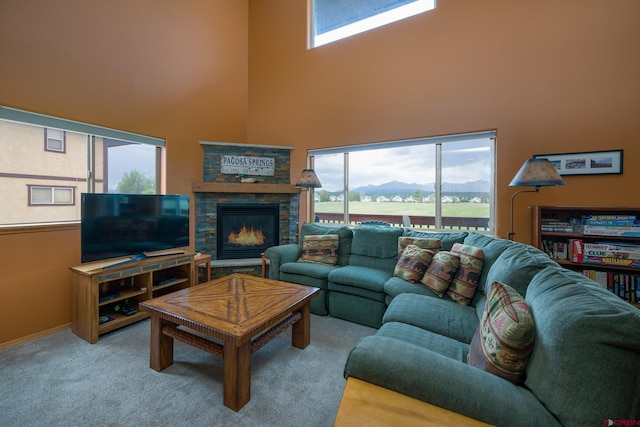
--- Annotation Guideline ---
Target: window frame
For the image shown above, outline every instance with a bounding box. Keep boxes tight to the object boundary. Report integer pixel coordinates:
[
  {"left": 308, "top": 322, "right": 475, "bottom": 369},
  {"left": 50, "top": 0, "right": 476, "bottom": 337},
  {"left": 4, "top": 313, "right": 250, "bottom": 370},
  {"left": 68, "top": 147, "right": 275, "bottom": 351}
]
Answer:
[
  {"left": 307, "top": 130, "right": 496, "bottom": 233},
  {"left": 0, "top": 105, "right": 165, "bottom": 230},
  {"left": 310, "top": 0, "right": 436, "bottom": 48},
  {"left": 28, "top": 185, "right": 75, "bottom": 206},
  {"left": 44, "top": 128, "right": 66, "bottom": 153}
]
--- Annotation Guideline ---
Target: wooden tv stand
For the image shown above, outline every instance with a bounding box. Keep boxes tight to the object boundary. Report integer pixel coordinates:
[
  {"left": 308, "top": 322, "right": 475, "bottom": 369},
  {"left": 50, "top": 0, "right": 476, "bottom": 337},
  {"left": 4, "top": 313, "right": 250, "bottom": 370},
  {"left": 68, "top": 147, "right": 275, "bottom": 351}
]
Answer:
[{"left": 70, "top": 253, "right": 195, "bottom": 344}]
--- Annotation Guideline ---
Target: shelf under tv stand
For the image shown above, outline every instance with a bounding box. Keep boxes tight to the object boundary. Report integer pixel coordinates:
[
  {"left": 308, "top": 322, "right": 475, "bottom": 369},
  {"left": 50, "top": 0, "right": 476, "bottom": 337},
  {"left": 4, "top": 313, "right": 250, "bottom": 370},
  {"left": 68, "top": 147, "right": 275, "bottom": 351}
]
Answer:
[{"left": 70, "top": 252, "right": 195, "bottom": 344}]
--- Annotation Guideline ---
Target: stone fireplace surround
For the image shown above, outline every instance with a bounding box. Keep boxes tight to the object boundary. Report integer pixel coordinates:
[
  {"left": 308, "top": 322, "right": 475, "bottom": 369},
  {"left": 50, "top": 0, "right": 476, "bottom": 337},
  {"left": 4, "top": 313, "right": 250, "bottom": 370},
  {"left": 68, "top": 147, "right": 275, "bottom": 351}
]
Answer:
[{"left": 193, "top": 142, "right": 300, "bottom": 274}]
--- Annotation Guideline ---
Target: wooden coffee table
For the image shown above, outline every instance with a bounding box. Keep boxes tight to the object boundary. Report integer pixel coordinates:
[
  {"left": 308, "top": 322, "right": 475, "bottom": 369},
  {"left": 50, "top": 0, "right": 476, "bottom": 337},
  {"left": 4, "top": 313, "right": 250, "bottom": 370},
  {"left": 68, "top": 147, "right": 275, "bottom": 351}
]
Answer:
[{"left": 139, "top": 273, "right": 319, "bottom": 411}]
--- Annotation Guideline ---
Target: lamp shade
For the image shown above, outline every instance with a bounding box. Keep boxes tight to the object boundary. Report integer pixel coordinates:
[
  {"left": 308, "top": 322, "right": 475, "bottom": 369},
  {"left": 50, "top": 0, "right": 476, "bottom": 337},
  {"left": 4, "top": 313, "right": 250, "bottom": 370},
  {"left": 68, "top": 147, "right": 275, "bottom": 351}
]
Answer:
[
  {"left": 295, "top": 169, "right": 322, "bottom": 188},
  {"left": 509, "top": 158, "right": 566, "bottom": 187}
]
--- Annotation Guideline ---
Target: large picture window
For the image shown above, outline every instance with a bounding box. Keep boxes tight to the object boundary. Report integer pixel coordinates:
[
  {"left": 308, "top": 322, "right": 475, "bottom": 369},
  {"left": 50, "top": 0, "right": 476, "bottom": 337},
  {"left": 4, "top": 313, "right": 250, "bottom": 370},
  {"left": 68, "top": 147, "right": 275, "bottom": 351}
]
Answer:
[
  {"left": 310, "top": 0, "right": 436, "bottom": 48},
  {"left": 309, "top": 131, "right": 495, "bottom": 233},
  {"left": 0, "top": 106, "right": 164, "bottom": 226}
]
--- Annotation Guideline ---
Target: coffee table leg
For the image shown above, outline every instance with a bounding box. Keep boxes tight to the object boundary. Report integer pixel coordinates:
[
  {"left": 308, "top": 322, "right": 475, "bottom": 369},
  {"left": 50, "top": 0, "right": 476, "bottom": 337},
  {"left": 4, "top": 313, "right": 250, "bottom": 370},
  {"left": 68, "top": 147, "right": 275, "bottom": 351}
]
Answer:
[
  {"left": 149, "top": 315, "right": 174, "bottom": 371},
  {"left": 292, "top": 302, "right": 311, "bottom": 349},
  {"left": 223, "top": 339, "right": 251, "bottom": 411}
]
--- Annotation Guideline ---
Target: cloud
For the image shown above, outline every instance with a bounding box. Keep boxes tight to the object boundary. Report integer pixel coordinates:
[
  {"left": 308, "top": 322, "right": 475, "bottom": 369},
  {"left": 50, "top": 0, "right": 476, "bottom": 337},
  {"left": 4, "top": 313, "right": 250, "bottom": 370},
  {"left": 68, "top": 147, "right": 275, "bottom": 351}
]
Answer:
[{"left": 314, "top": 139, "right": 491, "bottom": 192}]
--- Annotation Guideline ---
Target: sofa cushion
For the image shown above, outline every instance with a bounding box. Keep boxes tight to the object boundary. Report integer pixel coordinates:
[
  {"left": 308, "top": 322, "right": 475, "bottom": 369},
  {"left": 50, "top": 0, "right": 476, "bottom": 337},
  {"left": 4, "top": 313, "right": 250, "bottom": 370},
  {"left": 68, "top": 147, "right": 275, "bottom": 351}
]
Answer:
[
  {"left": 383, "top": 276, "right": 442, "bottom": 303},
  {"left": 420, "top": 250, "right": 460, "bottom": 297},
  {"left": 377, "top": 321, "right": 469, "bottom": 361},
  {"left": 299, "top": 222, "right": 353, "bottom": 266},
  {"left": 280, "top": 261, "right": 339, "bottom": 282},
  {"left": 383, "top": 293, "right": 479, "bottom": 344},
  {"left": 328, "top": 265, "right": 390, "bottom": 296},
  {"left": 447, "top": 243, "right": 484, "bottom": 305},
  {"left": 397, "top": 236, "right": 442, "bottom": 257},
  {"left": 482, "top": 241, "right": 556, "bottom": 298},
  {"left": 349, "top": 226, "right": 404, "bottom": 273},
  {"left": 463, "top": 233, "right": 516, "bottom": 293},
  {"left": 402, "top": 229, "right": 468, "bottom": 251},
  {"left": 393, "top": 245, "right": 434, "bottom": 283},
  {"left": 468, "top": 281, "right": 534, "bottom": 385},
  {"left": 297, "top": 234, "right": 339, "bottom": 265},
  {"left": 524, "top": 266, "right": 640, "bottom": 426}
]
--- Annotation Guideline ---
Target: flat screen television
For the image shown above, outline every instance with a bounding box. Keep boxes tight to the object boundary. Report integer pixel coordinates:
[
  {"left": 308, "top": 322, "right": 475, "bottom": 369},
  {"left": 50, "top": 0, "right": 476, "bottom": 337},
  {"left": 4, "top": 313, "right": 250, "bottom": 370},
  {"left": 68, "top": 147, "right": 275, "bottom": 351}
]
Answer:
[{"left": 81, "top": 193, "right": 190, "bottom": 263}]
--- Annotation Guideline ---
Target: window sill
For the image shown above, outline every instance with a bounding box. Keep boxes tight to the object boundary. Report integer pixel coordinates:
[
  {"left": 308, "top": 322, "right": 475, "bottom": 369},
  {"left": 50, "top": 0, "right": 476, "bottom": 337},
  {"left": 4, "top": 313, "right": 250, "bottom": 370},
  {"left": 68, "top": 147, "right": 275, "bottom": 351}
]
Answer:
[{"left": 0, "top": 221, "right": 79, "bottom": 235}]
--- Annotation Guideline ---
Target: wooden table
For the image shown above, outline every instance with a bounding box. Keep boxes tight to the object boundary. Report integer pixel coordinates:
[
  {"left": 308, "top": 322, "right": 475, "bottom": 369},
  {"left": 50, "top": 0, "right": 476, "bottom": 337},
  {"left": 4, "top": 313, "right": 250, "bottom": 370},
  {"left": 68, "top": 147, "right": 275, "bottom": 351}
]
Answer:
[
  {"left": 140, "top": 273, "right": 319, "bottom": 411},
  {"left": 334, "top": 378, "right": 492, "bottom": 427},
  {"left": 194, "top": 252, "right": 211, "bottom": 283}
]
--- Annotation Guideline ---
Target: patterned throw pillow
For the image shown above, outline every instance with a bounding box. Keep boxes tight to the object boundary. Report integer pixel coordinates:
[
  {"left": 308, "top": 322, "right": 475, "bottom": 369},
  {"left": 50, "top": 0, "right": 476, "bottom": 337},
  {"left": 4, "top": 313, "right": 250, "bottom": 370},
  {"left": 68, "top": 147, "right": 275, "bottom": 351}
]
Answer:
[
  {"left": 447, "top": 243, "right": 484, "bottom": 305},
  {"left": 397, "top": 237, "right": 442, "bottom": 257},
  {"left": 420, "top": 251, "right": 460, "bottom": 297},
  {"left": 468, "top": 281, "right": 535, "bottom": 385},
  {"left": 297, "top": 234, "right": 340, "bottom": 265},
  {"left": 393, "top": 245, "right": 435, "bottom": 283}
]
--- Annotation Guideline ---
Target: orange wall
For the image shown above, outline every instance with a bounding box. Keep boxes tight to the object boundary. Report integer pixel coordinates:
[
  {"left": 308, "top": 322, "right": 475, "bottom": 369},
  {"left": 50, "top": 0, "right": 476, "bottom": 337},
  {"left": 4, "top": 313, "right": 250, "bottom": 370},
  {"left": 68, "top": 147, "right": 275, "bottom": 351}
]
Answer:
[
  {"left": 0, "top": 0, "right": 249, "bottom": 345},
  {"left": 248, "top": 0, "right": 640, "bottom": 237},
  {"left": 1, "top": 0, "right": 639, "bottom": 345}
]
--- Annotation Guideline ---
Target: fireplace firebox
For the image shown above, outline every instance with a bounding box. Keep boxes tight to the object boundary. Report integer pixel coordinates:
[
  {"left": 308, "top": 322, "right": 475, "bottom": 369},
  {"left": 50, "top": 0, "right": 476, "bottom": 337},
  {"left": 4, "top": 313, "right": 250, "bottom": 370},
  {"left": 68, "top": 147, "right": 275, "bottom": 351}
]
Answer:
[{"left": 216, "top": 204, "right": 280, "bottom": 259}]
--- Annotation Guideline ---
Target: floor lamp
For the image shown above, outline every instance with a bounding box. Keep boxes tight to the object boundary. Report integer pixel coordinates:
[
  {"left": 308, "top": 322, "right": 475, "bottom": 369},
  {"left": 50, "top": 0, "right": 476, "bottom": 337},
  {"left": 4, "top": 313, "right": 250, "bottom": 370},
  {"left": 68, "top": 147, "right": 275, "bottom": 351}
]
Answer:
[
  {"left": 508, "top": 158, "right": 565, "bottom": 240},
  {"left": 295, "top": 168, "right": 323, "bottom": 224}
]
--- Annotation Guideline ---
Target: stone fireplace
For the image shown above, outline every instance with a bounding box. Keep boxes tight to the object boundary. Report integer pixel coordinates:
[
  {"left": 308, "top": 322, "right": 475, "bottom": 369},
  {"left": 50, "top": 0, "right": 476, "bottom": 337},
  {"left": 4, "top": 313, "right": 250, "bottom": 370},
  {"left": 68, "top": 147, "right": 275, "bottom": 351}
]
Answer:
[{"left": 194, "top": 142, "right": 299, "bottom": 269}]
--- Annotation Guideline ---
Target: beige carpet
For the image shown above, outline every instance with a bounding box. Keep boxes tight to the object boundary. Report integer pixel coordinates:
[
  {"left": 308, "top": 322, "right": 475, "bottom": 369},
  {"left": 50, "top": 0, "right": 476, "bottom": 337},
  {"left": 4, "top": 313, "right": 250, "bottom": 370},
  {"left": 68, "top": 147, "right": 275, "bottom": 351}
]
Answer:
[{"left": 0, "top": 314, "right": 375, "bottom": 427}]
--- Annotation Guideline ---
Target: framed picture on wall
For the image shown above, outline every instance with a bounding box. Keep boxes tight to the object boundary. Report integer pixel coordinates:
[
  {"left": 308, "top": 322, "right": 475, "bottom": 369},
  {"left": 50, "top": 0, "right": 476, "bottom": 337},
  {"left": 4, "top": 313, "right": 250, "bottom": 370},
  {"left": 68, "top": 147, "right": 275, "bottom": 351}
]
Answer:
[{"left": 533, "top": 150, "right": 623, "bottom": 176}]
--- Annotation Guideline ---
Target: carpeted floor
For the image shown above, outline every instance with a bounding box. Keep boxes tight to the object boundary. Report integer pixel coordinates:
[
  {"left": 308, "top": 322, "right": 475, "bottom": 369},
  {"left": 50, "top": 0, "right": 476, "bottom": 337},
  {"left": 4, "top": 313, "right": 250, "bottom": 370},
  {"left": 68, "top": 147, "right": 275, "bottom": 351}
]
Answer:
[{"left": 0, "top": 314, "right": 376, "bottom": 427}]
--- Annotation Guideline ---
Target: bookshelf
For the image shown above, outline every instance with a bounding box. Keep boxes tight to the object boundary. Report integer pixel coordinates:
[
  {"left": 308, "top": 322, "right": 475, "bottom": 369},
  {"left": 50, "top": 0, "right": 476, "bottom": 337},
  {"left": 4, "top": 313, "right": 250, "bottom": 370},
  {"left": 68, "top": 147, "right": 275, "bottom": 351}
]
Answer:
[{"left": 532, "top": 206, "right": 640, "bottom": 309}]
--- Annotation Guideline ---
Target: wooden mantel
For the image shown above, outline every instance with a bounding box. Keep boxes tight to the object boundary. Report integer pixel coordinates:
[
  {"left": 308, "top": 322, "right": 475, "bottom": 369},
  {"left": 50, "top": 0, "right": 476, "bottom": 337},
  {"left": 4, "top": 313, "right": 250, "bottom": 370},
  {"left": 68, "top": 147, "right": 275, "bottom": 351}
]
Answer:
[{"left": 192, "top": 182, "right": 301, "bottom": 194}]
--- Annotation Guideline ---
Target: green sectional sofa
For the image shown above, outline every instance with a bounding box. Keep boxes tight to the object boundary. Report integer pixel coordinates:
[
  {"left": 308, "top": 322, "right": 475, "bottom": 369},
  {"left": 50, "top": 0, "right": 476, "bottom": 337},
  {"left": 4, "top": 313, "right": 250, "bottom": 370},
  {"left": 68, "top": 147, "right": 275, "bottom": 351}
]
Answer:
[{"left": 264, "top": 223, "right": 640, "bottom": 426}]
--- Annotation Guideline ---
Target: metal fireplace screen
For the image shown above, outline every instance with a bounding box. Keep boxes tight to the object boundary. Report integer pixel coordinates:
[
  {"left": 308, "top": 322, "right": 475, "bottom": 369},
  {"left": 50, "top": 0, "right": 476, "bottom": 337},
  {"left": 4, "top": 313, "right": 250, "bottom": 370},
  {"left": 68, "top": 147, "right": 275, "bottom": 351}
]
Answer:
[{"left": 216, "top": 204, "right": 279, "bottom": 259}]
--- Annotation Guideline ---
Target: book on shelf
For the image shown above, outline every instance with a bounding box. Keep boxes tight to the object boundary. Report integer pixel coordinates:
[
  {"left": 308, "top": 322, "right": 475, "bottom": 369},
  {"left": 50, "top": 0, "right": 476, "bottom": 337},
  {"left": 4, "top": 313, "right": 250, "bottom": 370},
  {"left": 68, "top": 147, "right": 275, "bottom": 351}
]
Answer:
[
  {"left": 581, "top": 269, "right": 639, "bottom": 304},
  {"left": 541, "top": 219, "right": 573, "bottom": 232},
  {"left": 569, "top": 239, "right": 583, "bottom": 263},
  {"left": 583, "top": 242, "right": 640, "bottom": 260},
  {"left": 582, "top": 256, "right": 640, "bottom": 268},
  {"left": 574, "top": 225, "right": 640, "bottom": 237},
  {"left": 553, "top": 242, "right": 568, "bottom": 260}
]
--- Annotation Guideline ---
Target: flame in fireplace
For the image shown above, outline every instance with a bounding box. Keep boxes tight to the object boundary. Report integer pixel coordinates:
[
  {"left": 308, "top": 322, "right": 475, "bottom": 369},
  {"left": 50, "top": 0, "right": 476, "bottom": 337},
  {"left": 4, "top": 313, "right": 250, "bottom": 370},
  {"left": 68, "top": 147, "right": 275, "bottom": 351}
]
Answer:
[{"left": 228, "top": 224, "right": 266, "bottom": 246}]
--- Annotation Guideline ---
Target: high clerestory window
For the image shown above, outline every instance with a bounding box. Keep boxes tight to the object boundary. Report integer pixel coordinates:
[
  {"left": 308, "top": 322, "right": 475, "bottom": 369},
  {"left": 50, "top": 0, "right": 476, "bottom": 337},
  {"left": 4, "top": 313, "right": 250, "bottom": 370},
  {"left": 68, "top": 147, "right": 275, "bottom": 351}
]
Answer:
[
  {"left": 0, "top": 106, "right": 164, "bottom": 227},
  {"left": 310, "top": 0, "right": 436, "bottom": 48}
]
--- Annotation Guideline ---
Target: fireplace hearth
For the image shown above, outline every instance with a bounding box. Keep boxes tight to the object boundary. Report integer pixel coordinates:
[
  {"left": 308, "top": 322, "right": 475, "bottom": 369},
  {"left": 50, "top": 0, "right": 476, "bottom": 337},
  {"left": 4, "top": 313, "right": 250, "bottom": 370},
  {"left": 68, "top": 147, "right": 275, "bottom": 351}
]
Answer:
[{"left": 217, "top": 204, "right": 280, "bottom": 260}]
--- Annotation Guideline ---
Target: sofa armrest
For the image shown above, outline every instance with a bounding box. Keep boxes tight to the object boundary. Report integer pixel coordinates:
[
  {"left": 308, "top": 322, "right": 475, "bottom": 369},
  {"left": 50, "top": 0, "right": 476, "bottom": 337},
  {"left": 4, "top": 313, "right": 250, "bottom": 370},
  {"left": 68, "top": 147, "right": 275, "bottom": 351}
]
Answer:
[
  {"left": 344, "top": 336, "right": 561, "bottom": 427},
  {"left": 263, "top": 244, "right": 301, "bottom": 280}
]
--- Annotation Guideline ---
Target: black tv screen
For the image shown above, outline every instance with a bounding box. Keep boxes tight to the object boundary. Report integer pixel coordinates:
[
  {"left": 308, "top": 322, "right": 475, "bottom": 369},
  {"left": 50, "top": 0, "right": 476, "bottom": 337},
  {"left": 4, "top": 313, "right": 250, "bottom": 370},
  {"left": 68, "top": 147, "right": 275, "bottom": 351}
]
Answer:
[{"left": 81, "top": 193, "right": 190, "bottom": 263}]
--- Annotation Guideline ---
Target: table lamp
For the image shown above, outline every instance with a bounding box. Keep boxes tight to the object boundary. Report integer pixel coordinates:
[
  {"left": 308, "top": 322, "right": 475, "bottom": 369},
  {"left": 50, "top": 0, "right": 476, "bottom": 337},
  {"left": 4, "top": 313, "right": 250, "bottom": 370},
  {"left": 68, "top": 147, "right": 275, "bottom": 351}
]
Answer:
[{"left": 508, "top": 158, "right": 565, "bottom": 240}]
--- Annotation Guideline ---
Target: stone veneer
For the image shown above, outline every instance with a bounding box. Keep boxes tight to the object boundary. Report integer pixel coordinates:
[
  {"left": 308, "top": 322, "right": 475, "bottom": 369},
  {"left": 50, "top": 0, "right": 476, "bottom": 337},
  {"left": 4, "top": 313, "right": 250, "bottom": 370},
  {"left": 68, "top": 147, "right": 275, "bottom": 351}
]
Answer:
[{"left": 195, "top": 142, "right": 298, "bottom": 260}]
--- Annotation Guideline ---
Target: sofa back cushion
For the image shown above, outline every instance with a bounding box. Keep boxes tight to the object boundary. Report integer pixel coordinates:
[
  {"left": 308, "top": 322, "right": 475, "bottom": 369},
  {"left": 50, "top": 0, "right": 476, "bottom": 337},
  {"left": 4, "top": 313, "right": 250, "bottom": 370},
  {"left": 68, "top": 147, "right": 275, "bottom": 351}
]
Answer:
[
  {"left": 482, "top": 242, "right": 556, "bottom": 299},
  {"left": 299, "top": 222, "right": 353, "bottom": 266},
  {"left": 525, "top": 266, "right": 640, "bottom": 426},
  {"left": 350, "top": 225, "right": 404, "bottom": 273},
  {"left": 403, "top": 229, "right": 467, "bottom": 251},
  {"left": 462, "top": 233, "right": 516, "bottom": 293}
]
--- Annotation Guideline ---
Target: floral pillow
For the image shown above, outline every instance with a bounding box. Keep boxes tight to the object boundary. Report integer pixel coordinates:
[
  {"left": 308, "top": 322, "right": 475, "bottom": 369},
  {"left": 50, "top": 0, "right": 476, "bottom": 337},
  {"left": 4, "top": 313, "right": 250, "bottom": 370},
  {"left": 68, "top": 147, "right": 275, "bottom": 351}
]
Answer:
[
  {"left": 297, "top": 234, "right": 340, "bottom": 265},
  {"left": 420, "top": 251, "right": 460, "bottom": 297},
  {"left": 393, "top": 245, "right": 435, "bottom": 283},
  {"left": 447, "top": 243, "right": 484, "bottom": 305},
  {"left": 468, "top": 281, "right": 535, "bottom": 385}
]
